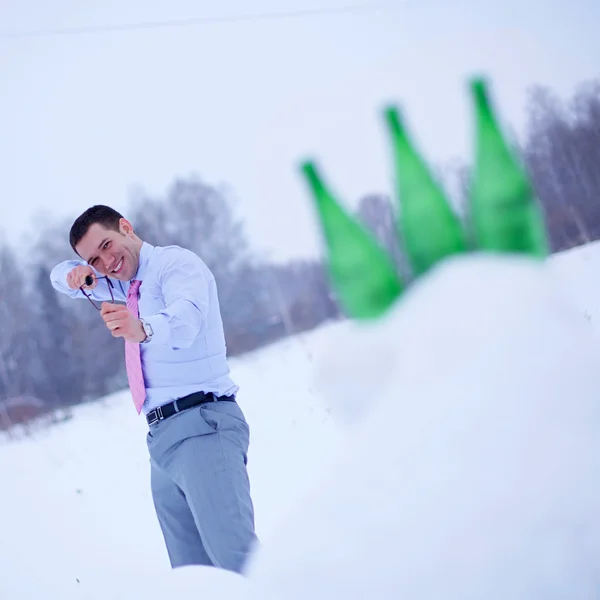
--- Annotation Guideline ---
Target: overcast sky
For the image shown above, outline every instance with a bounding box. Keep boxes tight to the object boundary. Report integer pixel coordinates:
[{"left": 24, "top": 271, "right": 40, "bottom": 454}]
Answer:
[{"left": 1, "top": 0, "right": 599, "bottom": 262}]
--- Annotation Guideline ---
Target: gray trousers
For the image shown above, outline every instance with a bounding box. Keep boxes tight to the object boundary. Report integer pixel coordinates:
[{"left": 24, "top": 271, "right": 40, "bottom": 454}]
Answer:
[{"left": 146, "top": 398, "right": 258, "bottom": 573}]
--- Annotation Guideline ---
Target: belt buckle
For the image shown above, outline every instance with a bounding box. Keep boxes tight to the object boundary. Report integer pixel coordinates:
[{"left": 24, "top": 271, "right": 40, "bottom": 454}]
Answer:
[{"left": 147, "top": 405, "right": 164, "bottom": 426}]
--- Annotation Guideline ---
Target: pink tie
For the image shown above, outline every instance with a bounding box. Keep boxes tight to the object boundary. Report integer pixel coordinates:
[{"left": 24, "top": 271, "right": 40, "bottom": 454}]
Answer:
[{"left": 125, "top": 279, "right": 146, "bottom": 414}]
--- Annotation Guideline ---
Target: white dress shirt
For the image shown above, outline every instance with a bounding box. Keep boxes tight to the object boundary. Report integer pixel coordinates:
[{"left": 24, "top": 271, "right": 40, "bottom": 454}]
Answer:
[{"left": 50, "top": 241, "right": 239, "bottom": 415}]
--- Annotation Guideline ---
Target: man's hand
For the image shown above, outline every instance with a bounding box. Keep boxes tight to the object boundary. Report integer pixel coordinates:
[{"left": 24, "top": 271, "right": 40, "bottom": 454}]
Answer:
[
  {"left": 100, "top": 303, "right": 147, "bottom": 343},
  {"left": 67, "top": 265, "right": 96, "bottom": 290}
]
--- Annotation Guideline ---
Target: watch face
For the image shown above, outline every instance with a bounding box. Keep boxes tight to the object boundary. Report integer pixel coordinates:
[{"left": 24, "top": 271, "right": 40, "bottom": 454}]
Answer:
[{"left": 140, "top": 320, "right": 152, "bottom": 340}]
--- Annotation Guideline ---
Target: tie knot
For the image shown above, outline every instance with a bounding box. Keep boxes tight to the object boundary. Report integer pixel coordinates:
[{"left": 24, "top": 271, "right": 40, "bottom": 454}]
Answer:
[{"left": 128, "top": 279, "right": 141, "bottom": 296}]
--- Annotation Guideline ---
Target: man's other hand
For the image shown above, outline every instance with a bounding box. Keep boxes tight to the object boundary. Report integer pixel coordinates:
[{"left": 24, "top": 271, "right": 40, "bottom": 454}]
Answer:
[{"left": 100, "top": 303, "right": 146, "bottom": 343}]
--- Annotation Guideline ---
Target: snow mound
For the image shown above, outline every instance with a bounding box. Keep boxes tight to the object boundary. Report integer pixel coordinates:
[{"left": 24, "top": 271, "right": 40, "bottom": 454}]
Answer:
[{"left": 245, "top": 253, "right": 600, "bottom": 599}]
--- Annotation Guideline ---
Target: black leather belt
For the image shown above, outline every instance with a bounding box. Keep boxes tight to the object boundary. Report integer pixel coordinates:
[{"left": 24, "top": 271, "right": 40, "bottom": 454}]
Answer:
[{"left": 146, "top": 391, "right": 235, "bottom": 426}]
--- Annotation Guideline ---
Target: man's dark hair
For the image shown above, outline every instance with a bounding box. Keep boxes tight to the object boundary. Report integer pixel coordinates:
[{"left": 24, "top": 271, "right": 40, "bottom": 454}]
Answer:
[{"left": 69, "top": 205, "right": 125, "bottom": 252}]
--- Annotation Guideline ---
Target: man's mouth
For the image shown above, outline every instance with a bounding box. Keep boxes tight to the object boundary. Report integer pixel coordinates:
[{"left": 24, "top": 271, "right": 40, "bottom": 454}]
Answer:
[{"left": 112, "top": 258, "right": 124, "bottom": 274}]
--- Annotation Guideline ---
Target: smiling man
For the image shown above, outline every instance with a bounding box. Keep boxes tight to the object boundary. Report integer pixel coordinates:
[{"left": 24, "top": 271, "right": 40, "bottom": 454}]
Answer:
[{"left": 50, "top": 204, "right": 259, "bottom": 574}]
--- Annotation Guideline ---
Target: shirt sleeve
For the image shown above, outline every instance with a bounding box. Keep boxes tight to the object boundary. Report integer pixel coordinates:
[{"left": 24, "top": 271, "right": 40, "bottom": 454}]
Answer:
[
  {"left": 142, "top": 248, "right": 212, "bottom": 349},
  {"left": 49, "top": 260, "right": 126, "bottom": 303}
]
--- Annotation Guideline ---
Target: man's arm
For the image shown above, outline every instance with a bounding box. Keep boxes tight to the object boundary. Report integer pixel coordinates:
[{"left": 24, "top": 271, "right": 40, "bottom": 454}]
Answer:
[
  {"left": 142, "top": 249, "right": 213, "bottom": 350},
  {"left": 50, "top": 260, "right": 126, "bottom": 302}
]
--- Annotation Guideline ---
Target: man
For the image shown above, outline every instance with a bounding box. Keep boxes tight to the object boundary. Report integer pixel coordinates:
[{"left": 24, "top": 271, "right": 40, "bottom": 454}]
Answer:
[{"left": 50, "top": 204, "right": 259, "bottom": 574}]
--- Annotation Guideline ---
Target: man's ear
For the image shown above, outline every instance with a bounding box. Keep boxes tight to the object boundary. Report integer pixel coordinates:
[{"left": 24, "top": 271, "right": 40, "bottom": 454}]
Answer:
[{"left": 119, "top": 218, "right": 134, "bottom": 236}]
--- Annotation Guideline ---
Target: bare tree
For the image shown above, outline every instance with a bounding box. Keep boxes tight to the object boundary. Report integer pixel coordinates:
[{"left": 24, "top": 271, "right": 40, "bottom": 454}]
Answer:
[
  {"left": 355, "top": 193, "right": 412, "bottom": 281},
  {"left": 0, "top": 244, "right": 35, "bottom": 406},
  {"left": 523, "top": 80, "right": 600, "bottom": 251}
]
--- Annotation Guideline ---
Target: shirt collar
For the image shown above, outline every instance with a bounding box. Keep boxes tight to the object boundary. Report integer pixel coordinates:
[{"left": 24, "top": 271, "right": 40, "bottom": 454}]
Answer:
[{"left": 132, "top": 241, "right": 154, "bottom": 282}]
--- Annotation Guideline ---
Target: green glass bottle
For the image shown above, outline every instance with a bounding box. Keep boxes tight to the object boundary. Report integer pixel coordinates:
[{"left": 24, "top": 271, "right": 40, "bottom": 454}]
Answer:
[
  {"left": 301, "top": 161, "right": 404, "bottom": 320},
  {"left": 384, "top": 106, "right": 467, "bottom": 277},
  {"left": 469, "top": 78, "right": 548, "bottom": 257}
]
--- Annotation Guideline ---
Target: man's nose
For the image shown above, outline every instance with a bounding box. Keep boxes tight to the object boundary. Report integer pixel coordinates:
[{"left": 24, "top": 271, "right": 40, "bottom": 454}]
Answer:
[{"left": 102, "top": 256, "right": 113, "bottom": 272}]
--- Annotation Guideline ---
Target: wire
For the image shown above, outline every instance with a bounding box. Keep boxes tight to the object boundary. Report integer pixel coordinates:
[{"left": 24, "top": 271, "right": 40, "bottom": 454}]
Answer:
[{"left": 0, "top": 3, "right": 410, "bottom": 39}]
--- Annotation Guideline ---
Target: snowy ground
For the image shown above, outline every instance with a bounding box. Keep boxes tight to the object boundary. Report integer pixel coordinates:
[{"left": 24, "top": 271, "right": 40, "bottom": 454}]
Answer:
[
  {"left": 0, "top": 319, "right": 345, "bottom": 599},
  {"left": 2, "top": 241, "right": 600, "bottom": 599}
]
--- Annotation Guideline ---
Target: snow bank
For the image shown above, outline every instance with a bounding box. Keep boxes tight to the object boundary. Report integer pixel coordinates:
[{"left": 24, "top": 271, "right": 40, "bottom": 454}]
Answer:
[{"left": 246, "top": 253, "right": 600, "bottom": 599}]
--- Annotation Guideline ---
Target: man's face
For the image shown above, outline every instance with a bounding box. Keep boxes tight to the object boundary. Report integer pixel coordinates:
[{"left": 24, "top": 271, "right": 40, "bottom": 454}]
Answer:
[{"left": 75, "top": 219, "right": 140, "bottom": 281}]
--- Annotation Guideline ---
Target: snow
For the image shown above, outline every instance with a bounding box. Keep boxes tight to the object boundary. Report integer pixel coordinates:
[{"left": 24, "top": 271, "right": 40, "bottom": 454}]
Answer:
[
  {"left": 3, "top": 242, "right": 600, "bottom": 599},
  {"left": 247, "top": 251, "right": 600, "bottom": 599},
  {"left": 0, "top": 322, "right": 345, "bottom": 599}
]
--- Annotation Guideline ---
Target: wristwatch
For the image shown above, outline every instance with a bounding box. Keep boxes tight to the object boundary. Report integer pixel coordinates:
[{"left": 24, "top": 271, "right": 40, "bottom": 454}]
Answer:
[{"left": 140, "top": 318, "right": 154, "bottom": 343}]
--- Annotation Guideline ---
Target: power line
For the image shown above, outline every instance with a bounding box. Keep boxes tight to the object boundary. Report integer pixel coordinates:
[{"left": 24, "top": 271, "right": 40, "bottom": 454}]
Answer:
[{"left": 0, "top": 3, "right": 410, "bottom": 39}]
